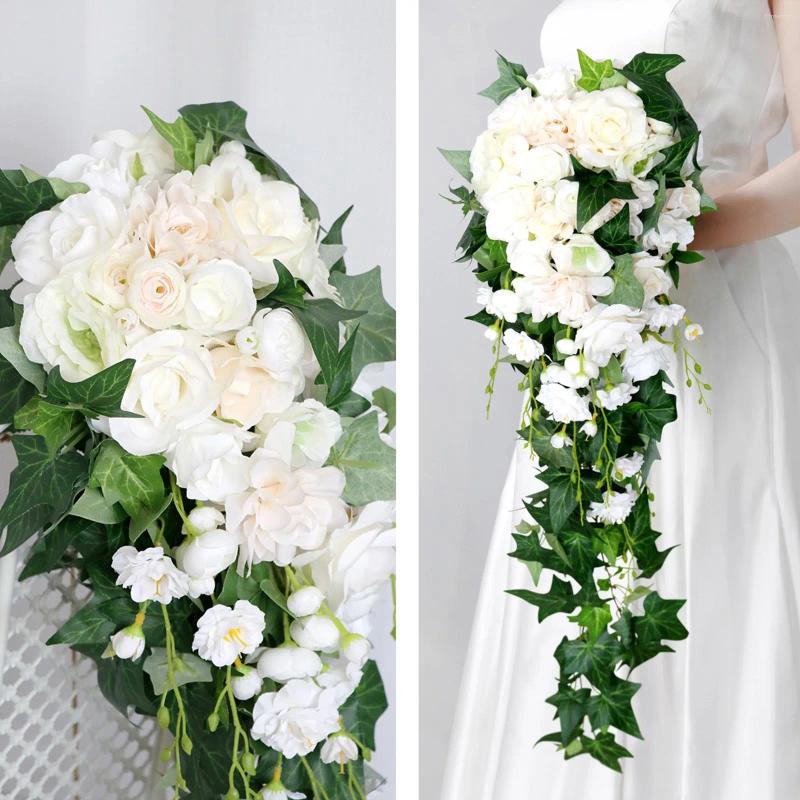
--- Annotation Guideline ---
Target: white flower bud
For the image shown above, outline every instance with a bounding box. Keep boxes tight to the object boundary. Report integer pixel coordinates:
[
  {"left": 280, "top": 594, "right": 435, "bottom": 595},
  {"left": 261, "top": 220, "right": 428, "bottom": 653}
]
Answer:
[
  {"left": 234, "top": 324, "right": 259, "bottom": 356},
  {"left": 484, "top": 326, "right": 499, "bottom": 343},
  {"left": 320, "top": 733, "right": 359, "bottom": 766},
  {"left": 187, "top": 506, "right": 225, "bottom": 533},
  {"left": 231, "top": 665, "right": 263, "bottom": 700},
  {"left": 287, "top": 586, "right": 325, "bottom": 618},
  {"left": 257, "top": 645, "right": 323, "bottom": 681},
  {"left": 341, "top": 634, "right": 371, "bottom": 666},
  {"left": 550, "top": 432, "right": 572, "bottom": 450},
  {"left": 289, "top": 615, "right": 340, "bottom": 653},
  {"left": 580, "top": 420, "right": 598, "bottom": 438},
  {"left": 111, "top": 624, "right": 145, "bottom": 660},
  {"left": 556, "top": 337, "right": 578, "bottom": 355}
]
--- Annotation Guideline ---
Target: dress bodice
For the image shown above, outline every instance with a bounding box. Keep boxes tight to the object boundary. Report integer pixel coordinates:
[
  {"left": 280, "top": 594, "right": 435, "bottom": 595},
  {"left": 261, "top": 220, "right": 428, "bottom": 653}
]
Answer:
[{"left": 540, "top": 0, "right": 788, "bottom": 195}]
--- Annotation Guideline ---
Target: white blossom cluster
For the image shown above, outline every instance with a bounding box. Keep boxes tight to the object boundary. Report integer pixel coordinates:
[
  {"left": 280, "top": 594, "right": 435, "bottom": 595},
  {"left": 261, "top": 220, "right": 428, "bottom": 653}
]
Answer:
[
  {"left": 8, "top": 126, "right": 395, "bottom": 770},
  {"left": 470, "top": 65, "right": 705, "bottom": 524}
]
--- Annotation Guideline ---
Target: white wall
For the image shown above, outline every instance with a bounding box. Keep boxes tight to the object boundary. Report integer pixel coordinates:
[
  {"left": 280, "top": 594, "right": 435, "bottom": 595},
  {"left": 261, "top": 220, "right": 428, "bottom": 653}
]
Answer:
[
  {"left": 419, "top": 1, "right": 799, "bottom": 797},
  {"left": 0, "top": 0, "right": 396, "bottom": 794}
]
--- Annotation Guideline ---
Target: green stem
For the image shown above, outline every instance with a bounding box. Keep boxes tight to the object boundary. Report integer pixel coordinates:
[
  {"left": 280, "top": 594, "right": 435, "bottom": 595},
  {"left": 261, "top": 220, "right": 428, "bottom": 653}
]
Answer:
[
  {"left": 160, "top": 603, "right": 190, "bottom": 798},
  {"left": 300, "top": 756, "right": 331, "bottom": 800},
  {"left": 170, "top": 472, "right": 200, "bottom": 536},
  {"left": 224, "top": 664, "right": 254, "bottom": 799}
]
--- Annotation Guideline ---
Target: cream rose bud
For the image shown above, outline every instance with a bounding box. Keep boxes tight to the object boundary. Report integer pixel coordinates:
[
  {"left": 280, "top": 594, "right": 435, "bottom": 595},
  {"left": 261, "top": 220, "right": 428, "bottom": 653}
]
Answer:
[
  {"left": 564, "top": 354, "right": 600, "bottom": 388},
  {"left": 262, "top": 782, "right": 306, "bottom": 800},
  {"left": 108, "top": 331, "right": 219, "bottom": 456},
  {"left": 287, "top": 586, "right": 325, "bottom": 618},
  {"left": 556, "top": 337, "right": 579, "bottom": 356},
  {"left": 126, "top": 256, "right": 186, "bottom": 329},
  {"left": 485, "top": 289, "right": 521, "bottom": 323},
  {"left": 290, "top": 615, "right": 340, "bottom": 653},
  {"left": 257, "top": 646, "right": 323, "bottom": 682},
  {"left": 211, "top": 344, "right": 297, "bottom": 427},
  {"left": 231, "top": 665, "right": 263, "bottom": 701},
  {"left": 520, "top": 143, "right": 572, "bottom": 186},
  {"left": 111, "top": 624, "right": 145, "bottom": 660},
  {"left": 341, "top": 634, "right": 371, "bottom": 666},
  {"left": 320, "top": 734, "right": 359, "bottom": 767},
  {"left": 187, "top": 506, "right": 225, "bottom": 534},
  {"left": 252, "top": 308, "right": 307, "bottom": 376},
  {"left": 552, "top": 235, "right": 613, "bottom": 277},
  {"left": 192, "top": 600, "right": 266, "bottom": 667},
  {"left": 175, "top": 529, "right": 239, "bottom": 584},
  {"left": 111, "top": 546, "right": 189, "bottom": 604},
  {"left": 184, "top": 259, "right": 256, "bottom": 335}
]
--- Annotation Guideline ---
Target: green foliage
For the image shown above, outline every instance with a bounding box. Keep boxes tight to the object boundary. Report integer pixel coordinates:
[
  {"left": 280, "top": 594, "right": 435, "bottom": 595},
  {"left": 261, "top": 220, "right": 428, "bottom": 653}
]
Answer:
[
  {"left": 576, "top": 50, "right": 616, "bottom": 92},
  {"left": 0, "top": 325, "right": 46, "bottom": 391},
  {"left": 143, "top": 648, "right": 213, "bottom": 695},
  {"left": 479, "top": 53, "right": 532, "bottom": 104},
  {"left": 606, "top": 255, "right": 645, "bottom": 308},
  {"left": 593, "top": 206, "right": 639, "bottom": 255},
  {"left": 372, "top": 386, "right": 397, "bottom": 433},
  {"left": 142, "top": 106, "right": 198, "bottom": 171},
  {"left": 438, "top": 148, "right": 473, "bottom": 182},
  {"left": 0, "top": 169, "right": 60, "bottom": 225},
  {"left": 574, "top": 167, "right": 637, "bottom": 232},
  {"left": 321, "top": 206, "right": 353, "bottom": 273},
  {"left": 15, "top": 396, "right": 83, "bottom": 453},
  {"left": 339, "top": 660, "right": 388, "bottom": 750},
  {"left": 0, "top": 355, "right": 37, "bottom": 424},
  {"left": 45, "top": 358, "right": 137, "bottom": 418}
]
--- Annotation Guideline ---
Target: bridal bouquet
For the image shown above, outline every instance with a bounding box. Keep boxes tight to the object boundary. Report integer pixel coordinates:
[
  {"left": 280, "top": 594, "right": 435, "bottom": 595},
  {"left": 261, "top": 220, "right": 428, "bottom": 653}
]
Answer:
[
  {"left": 443, "top": 52, "right": 712, "bottom": 771},
  {"left": 0, "top": 102, "right": 396, "bottom": 800}
]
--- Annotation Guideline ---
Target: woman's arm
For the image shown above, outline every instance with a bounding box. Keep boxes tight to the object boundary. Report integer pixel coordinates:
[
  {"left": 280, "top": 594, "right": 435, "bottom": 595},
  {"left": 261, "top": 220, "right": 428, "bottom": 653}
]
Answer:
[{"left": 690, "top": 0, "right": 800, "bottom": 251}]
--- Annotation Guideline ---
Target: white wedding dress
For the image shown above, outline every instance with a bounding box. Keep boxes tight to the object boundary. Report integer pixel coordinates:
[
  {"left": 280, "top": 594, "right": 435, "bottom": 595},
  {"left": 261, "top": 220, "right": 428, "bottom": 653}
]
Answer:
[{"left": 442, "top": 1, "right": 800, "bottom": 798}]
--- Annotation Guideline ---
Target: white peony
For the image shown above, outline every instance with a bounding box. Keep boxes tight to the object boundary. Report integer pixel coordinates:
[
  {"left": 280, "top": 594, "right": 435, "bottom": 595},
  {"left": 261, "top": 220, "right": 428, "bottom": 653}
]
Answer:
[
  {"left": 320, "top": 734, "right": 359, "bottom": 767},
  {"left": 226, "top": 448, "right": 348, "bottom": 570},
  {"left": 536, "top": 383, "right": 592, "bottom": 424},
  {"left": 108, "top": 330, "right": 219, "bottom": 456},
  {"left": 183, "top": 259, "right": 256, "bottom": 335},
  {"left": 126, "top": 256, "right": 186, "bottom": 329},
  {"left": 257, "top": 646, "right": 323, "bottom": 682},
  {"left": 623, "top": 338, "right": 671, "bottom": 382},
  {"left": 111, "top": 546, "right": 189, "bottom": 604},
  {"left": 192, "top": 600, "right": 265, "bottom": 667},
  {"left": 574, "top": 304, "right": 645, "bottom": 366},
  {"left": 613, "top": 452, "right": 645, "bottom": 481},
  {"left": 569, "top": 87, "right": 649, "bottom": 171},
  {"left": 250, "top": 679, "right": 340, "bottom": 758},
  {"left": 596, "top": 381, "right": 638, "bottom": 410},
  {"left": 502, "top": 329, "right": 544, "bottom": 364},
  {"left": 587, "top": 488, "right": 638, "bottom": 525}
]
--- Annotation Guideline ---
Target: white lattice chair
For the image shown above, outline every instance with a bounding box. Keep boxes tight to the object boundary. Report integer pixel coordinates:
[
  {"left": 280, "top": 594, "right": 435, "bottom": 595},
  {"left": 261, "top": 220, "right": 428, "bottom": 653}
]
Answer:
[{"left": 0, "top": 550, "right": 168, "bottom": 800}]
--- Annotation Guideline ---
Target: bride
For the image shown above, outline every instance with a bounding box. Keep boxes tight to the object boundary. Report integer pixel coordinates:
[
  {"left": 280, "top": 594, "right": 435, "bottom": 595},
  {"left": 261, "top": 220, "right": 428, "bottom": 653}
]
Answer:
[{"left": 441, "top": 0, "right": 800, "bottom": 797}]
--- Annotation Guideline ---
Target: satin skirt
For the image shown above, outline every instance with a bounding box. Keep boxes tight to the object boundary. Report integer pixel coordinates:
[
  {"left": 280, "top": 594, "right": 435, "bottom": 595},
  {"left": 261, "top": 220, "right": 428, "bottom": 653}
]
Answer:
[{"left": 441, "top": 238, "right": 800, "bottom": 799}]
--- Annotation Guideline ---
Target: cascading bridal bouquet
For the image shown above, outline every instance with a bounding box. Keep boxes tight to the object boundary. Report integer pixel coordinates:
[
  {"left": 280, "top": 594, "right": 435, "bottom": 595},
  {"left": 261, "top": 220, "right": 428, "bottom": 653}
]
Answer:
[
  {"left": 0, "top": 102, "right": 396, "bottom": 800},
  {"left": 442, "top": 52, "right": 713, "bottom": 771}
]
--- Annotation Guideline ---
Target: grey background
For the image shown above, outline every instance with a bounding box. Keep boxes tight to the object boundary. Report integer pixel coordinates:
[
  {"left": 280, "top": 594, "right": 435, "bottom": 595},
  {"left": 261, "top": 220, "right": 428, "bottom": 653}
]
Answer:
[
  {"left": 0, "top": 0, "right": 396, "bottom": 794},
  {"left": 419, "top": 1, "right": 800, "bottom": 797}
]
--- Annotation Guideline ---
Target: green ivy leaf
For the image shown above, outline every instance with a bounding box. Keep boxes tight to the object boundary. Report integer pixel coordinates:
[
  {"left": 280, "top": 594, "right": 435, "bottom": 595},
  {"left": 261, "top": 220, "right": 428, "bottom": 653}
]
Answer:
[
  {"left": 479, "top": 53, "right": 531, "bottom": 104},
  {"left": 325, "top": 326, "right": 361, "bottom": 411},
  {"left": 45, "top": 358, "right": 137, "bottom": 418},
  {"left": 0, "top": 356, "right": 37, "bottom": 425},
  {"left": 0, "top": 169, "right": 59, "bottom": 226},
  {"left": 69, "top": 486, "right": 128, "bottom": 525},
  {"left": 14, "top": 396, "right": 83, "bottom": 454},
  {"left": 339, "top": 660, "right": 388, "bottom": 751},
  {"left": 328, "top": 412, "right": 395, "bottom": 506},
  {"left": 507, "top": 575, "right": 577, "bottom": 622},
  {"left": 94, "top": 650, "right": 158, "bottom": 718},
  {"left": 0, "top": 325, "right": 46, "bottom": 391},
  {"left": 636, "top": 591, "right": 688, "bottom": 643},
  {"left": 586, "top": 675, "right": 642, "bottom": 738},
  {"left": 571, "top": 604, "right": 612, "bottom": 642},
  {"left": 605, "top": 254, "right": 645, "bottom": 308},
  {"left": 193, "top": 127, "right": 215, "bottom": 169},
  {"left": 262, "top": 260, "right": 307, "bottom": 309},
  {"left": 330, "top": 267, "right": 396, "bottom": 378},
  {"left": 640, "top": 174, "right": 667, "bottom": 235},
  {"left": 625, "top": 370, "right": 677, "bottom": 440},
  {"left": 593, "top": 205, "right": 639, "bottom": 255},
  {"left": 47, "top": 598, "right": 117, "bottom": 645},
  {"left": 372, "top": 387, "right": 396, "bottom": 434},
  {"left": 539, "top": 471, "right": 579, "bottom": 532},
  {"left": 18, "top": 515, "right": 95, "bottom": 580},
  {"left": 438, "top": 149, "right": 473, "bottom": 182},
  {"left": 575, "top": 171, "right": 637, "bottom": 232},
  {"left": 673, "top": 249, "right": 705, "bottom": 264},
  {"left": 579, "top": 731, "right": 633, "bottom": 772},
  {"left": 650, "top": 133, "right": 700, "bottom": 182},
  {"left": 142, "top": 106, "right": 197, "bottom": 171},
  {"left": 508, "top": 531, "right": 566, "bottom": 574},
  {"left": 143, "top": 648, "right": 213, "bottom": 695},
  {"left": 546, "top": 684, "right": 590, "bottom": 744},
  {"left": 576, "top": 50, "right": 616, "bottom": 92},
  {"left": 624, "top": 52, "right": 685, "bottom": 77},
  {"left": 558, "top": 631, "right": 622, "bottom": 682},
  {"left": 321, "top": 206, "right": 353, "bottom": 274}
]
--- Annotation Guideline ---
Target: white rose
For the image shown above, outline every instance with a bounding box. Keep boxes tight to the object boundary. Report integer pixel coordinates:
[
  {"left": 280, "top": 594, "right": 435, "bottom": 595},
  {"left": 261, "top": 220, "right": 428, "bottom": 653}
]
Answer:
[
  {"left": 289, "top": 615, "right": 340, "bottom": 653},
  {"left": 231, "top": 665, "right": 263, "bottom": 701},
  {"left": 110, "top": 624, "right": 146, "bottom": 660},
  {"left": 642, "top": 212, "right": 695, "bottom": 254},
  {"left": 183, "top": 259, "right": 256, "bottom": 335},
  {"left": 484, "top": 288, "right": 521, "bottom": 323},
  {"left": 287, "top": 586, "right": 325, "bottom": 617},
  {"left": 192, "top": 600, "right": 266, "bottom": 667},
  {"left": 574, "top": 304, "right": 646, "bottom": 366},
  {"left": 611, "top": 133, "right": 675, "bottom": 182},
  {"left": 632, "top": 254, "right": 672, "bottom": 301},
  {"left": 126, "top": 256, "right": 186, "bottom": 329},
  {"left": 664, "top": 182, "right": 702, "bottom": 219},
  {"left": 551, "top": 234, "right": 613, "bottom": 277},
  {"left": 111, "top": 546, "right": 189, "bottom": 604},
  {"left": 257, "top": 646, "right": 323, "bottom": 682},
  {"left": 250, "top": 679, "right": 340, "bottom": 758},
  {"left": 320, "top": 734, "right": 359, "bottom": 767},
  {"left": 520, "top": 143, "right": 573, "bottom": 186},
  {"left": 85, "top": 242, "right": 142, "bottom": 311},
  {"left": 596, "top": 381, "right": 638, "bottom": 410},
  {"left": 167, "top": 418, "right": 252, "bottom": 503},
  {"left": 570, "top": 87, "right": 649, "bottom": 170},
  {"left": 528, "top": 65, "right": 578, "bottom": 99},
  {"left": 469, "top": 129, "right": 531, "bottom": 198},
  {"left": 502, "top": 329, "right": 544, "bottom": 363},
  {"left": 227, "top": 449, "right": 347, "bottom": 570},
  {"left": 587, "top": 488, "right": 638, "bottom": 525},
  {"left": 211, "top": 344, "right": 298, "bottom": 427},
  {"left": 623, "top": 338, "right": 671, "bottom": 381},
  {"left": 257, "top": 400, "right": 343, "bottom": 469},
  {"left": 191, "top": 141, "right": 261, "bottom": 201},
  {"left": 613, "top": 452, "right": 644, "bottom": 481},
  {"left": 174, "top": 529, "right": 239, "bottom": 588},
  {"left": 50, "top": 128, "right": 174, "bottom": 199},
  {"left": 536, "top": 383, "right": 592, "bottom": 424},
  {"left": 108, "top": 330, "right": 219, "bottom": 455}
]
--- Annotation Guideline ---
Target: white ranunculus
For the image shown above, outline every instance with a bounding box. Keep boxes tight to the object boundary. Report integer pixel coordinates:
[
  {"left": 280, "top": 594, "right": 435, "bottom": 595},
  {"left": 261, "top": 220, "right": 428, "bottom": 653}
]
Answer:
[
  {"left": 632, "top": 254, "right": 671, "bottom": 301},
  {"left": 528, "top": 65, "right": 578, "bottom": 99},
  {"left": 664, "top": 181, "right": 702, "bottom": 220},
  {"left": 50, "top": 128, "right": 174, "bottom": 199},
  {"left": 551, "top": 234, "right": 614, "bottom": 277},
  {"left": 536, "top": 383, "right": 592, "bottom": 424},
  {"left": 569, "top": 87, "right": 649, "bottom": 170},
  {"left": 174, "top": 529, "right": 239, "bottom": 589},
  {"left": 111, "top": 546, "right": 189, "bottom": 604},
  {"left": 502, "top": 329, "right": 544, "bottom": 364},
  {"left": 186, "top": 506, "right": 225, "bottom": 534},
  {"left": 19, "top": 272, "right": 125, "bottom": 380},
  {"left": 211, "top": 344, "right": 298, "bottom": 428},
  {"left": 257, "top": 646, "right": 323, "bottom": 682},
  {"left": 227, "top": 449, "right": 347, "bottom": 570},
  {"left": 257, "top": 400, "right": 343, "bottom": 469},
  {"left": 192, "top": 600, "right": 266, "bottom": 667},
  {"left": 484, "top": 288, "right": 521, "bottom": 323},
  {"left": 287, "top": 586, "right": 325, "bottom": 618},
  {"left": 642, "top": 212, "right": 695, "bottom": 254},
  {"left": 298, "top": 502, "right": 396, "bottom": 630},
  {"left": 520, "top": 143, "right": 573, "bottom": 186},
  {"left": 111, "top": 624, "right": 145, "bottom": 660},
  {"left": 574, "top": 304, "right": 646, "bottom": 366},
  {"left": 289, "top": 615, "right": 340, "bottom": 653},
  {"left": 107, "top": 330, "right": 219, "bottom": 455},
  {"left": 250, "top": 679, "right": 340, "bottom": 758},
  {"left": 587, "top": 488, "right": 638, "bottom": 525},
  {"left": 644, "top": 301, "right": 685, "bottom": 329},
  {"left": 613, "top": 452, "right": 645, "bottom": 481},
  {"left": 126, "top": 256, "right": 186, "bottom": 329},
  {"left": 184, "top": 259, "right": 256, "bottom": 335},
  {"left": 231, "top": 665, "right": 263, "bottom": 701},
  {"left": 320, "top": 734, "right": 359, "bottom": 767},
  {"left": 623, "top": 338, "right": 671, "bottom": 382},
  {"left": 167, "top": 418, "right": 252, "bottom": 503},
  {"left": 596, "top": 381, "right": 638, "bottom": 410}
]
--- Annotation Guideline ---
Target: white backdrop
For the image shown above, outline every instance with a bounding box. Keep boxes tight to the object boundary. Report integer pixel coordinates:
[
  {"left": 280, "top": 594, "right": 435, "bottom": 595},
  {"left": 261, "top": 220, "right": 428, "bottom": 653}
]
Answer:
[
  {"left": 419, "top": 1, "right": 800, "bottom": 797},
  {"left": 0, "top": 0, "right": 396, "bottom": 795}
]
